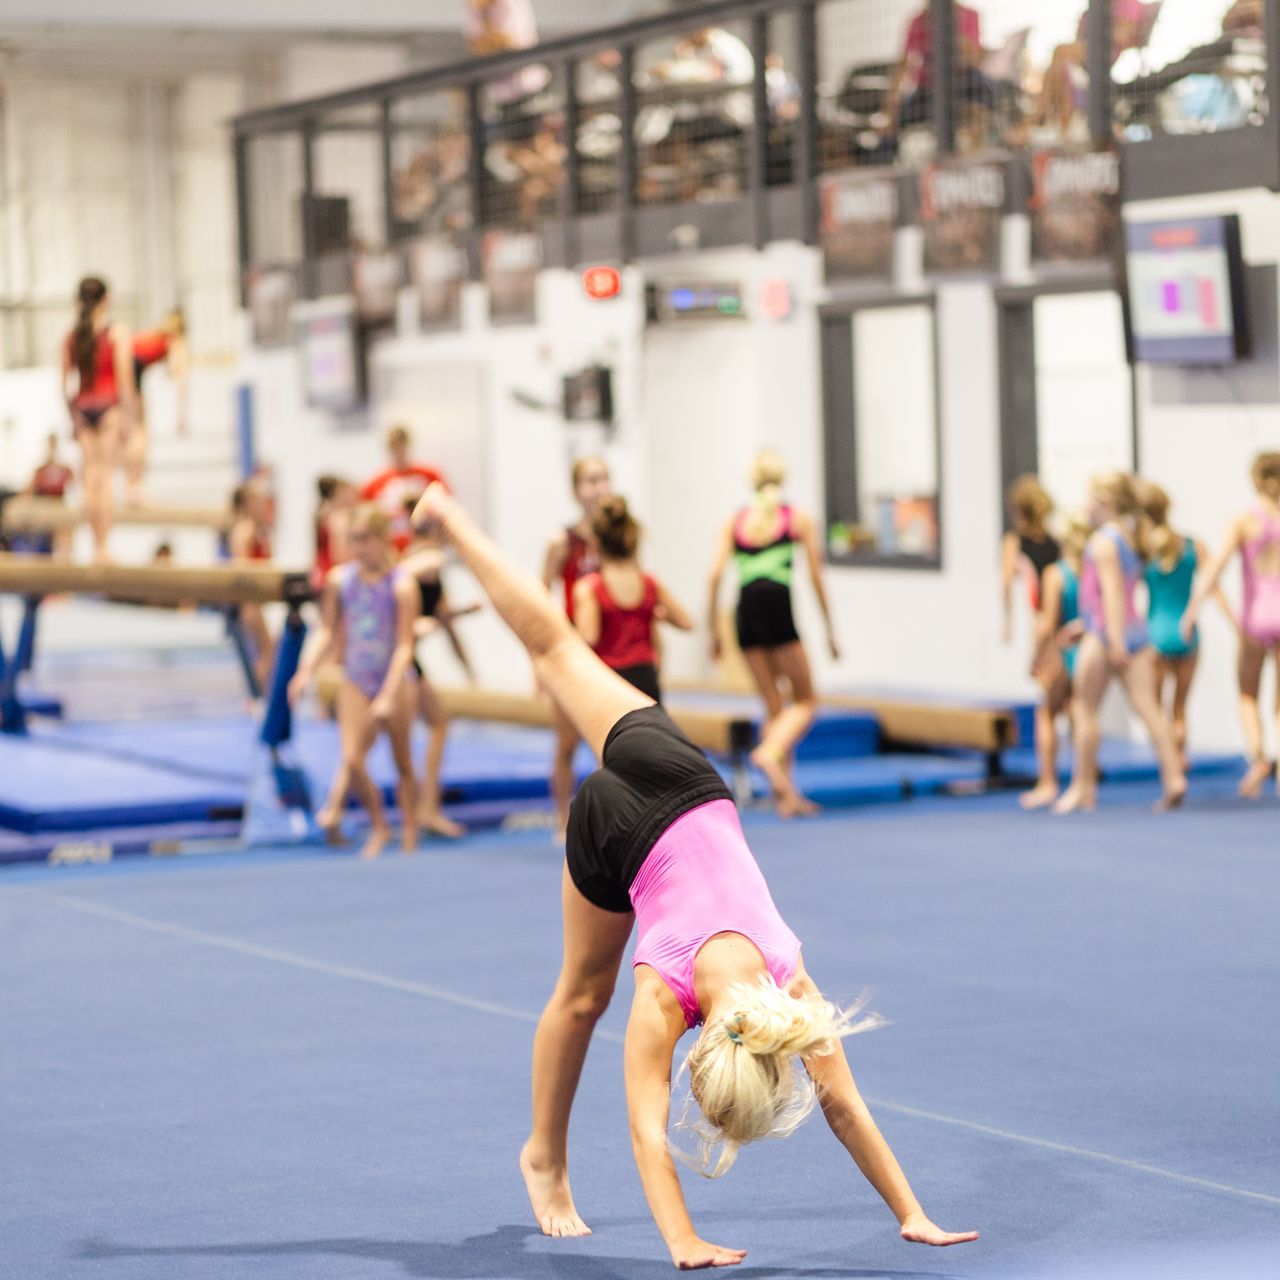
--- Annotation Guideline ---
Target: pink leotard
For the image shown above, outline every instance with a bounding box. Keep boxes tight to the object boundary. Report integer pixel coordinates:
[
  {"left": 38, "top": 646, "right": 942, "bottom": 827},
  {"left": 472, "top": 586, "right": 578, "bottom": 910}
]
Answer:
[
  {"left": 1242, "top": 507, "right": 1280, "bottom": 647},
  {"left": 630, "top": 799, "right": 801, "bottom": 1028}
]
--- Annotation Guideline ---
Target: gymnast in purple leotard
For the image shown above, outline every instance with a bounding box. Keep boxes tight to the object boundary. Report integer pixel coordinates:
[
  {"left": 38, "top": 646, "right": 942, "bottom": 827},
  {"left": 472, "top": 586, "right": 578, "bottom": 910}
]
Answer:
[
  {"left": 1185, "top": 452, "right": 1280, "bottom": 798},
  {"left": 410, "top": 482, "right": 978, "bottom": 1270},
  {"left": 290, "top": 503, "right": 421, "bottom": 857},
  {"left": 1054, "top": 472, "right": 1186, "bottom": 816}
]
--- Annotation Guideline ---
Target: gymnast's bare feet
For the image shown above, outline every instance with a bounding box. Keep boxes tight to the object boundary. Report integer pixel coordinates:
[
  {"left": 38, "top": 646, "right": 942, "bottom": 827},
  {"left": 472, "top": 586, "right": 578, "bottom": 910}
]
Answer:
[
  {"left": 1238, "top": 757, "right": 1271, "bottom": 799},
  {"left": 777, "top": 792, "right": 820, "bottom": 818},
  {"left": 1052, "top": 785, "right": 1096, "bottom": 815},
  {"left": 360, "top": 824, "right": 391, "bottom": 859},
  {"left": 316, "top": 806, "right": 347, "bottom": 846},
  {"left": 751, "top": 745, "right": 795, "bottom": 811},
  {"left": 520, "top": 1142, "right": 591, "bottom": 1238},
  {"left": 418, "top": 808, "right": 465, "bottom": 839},
  {"left": 1153, "top": 777, "right": 1187, "bottom": 813},
  {"left": 1019, "top": 782, "right": 1059, "bottom": 811}
]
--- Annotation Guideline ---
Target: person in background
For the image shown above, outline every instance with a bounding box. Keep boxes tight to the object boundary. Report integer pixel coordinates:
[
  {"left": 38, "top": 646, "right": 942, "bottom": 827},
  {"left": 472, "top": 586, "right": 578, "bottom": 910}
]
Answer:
[
  {"left": 313, "top": 474, "right": 358, "bottom": 590},
  {"left": 227, "top": 479, "right": 277, "bottom": 695},
  {"left": 153, "top": 541, "right": 173, "bottom": 565},
  {"left": 1053, "top": 472, "right": 1185, "bottom": 815},
  {"left": 290, "top": 504, "right": 421, "bottom": 858},
  {"left": 542, "top": 455, "right": 613, "bottom": 839},
  {"left": 1182, "top": 452, "right": 1280, "bottom": 799},
  {"left": 61, "top": 276, "right": 136, "bottom": 564},
  {"left": 1001, "top": 476, "right": 1061, "bottom": 647},
  {"left": 572, "top": 496, "right": 693, "bottom": 705},
  {"left": 26, "top": 433, "right": 75, "bottom": 559},
  {"left": 1020, "top": 512, "right": 1088, "bottom": 810},
  {"left": 127, "top": 308, "right": 188, "bottom": 503},
  {"left": 362, "top": 425, "right": 449, "bottom": 553},
  {"left": 882, "top": 4, "right": 993, "bottom": 139},
  {"left": 708, "top": 450, "right": 839, "bottom": 818}
]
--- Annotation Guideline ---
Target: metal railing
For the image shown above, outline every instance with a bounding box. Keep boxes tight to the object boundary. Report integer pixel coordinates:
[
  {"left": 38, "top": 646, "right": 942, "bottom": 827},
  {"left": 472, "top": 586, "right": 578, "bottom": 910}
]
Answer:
[{"left": 232, "top": 0, "right": 1280, "bottom": 297}]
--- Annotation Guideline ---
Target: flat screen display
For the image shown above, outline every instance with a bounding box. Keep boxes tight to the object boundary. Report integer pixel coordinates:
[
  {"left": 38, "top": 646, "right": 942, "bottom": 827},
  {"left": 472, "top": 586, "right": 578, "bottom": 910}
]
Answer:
[
  {"left": 294, "top": 297, "right": 361, "bottom": 414},
  {"left": 1125, "top": 215, "right": 1249, "bottom": 364}
]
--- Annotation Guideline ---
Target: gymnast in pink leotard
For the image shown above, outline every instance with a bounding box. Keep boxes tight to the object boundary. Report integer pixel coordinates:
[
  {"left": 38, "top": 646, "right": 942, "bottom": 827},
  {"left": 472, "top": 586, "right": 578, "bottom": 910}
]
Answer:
[
  {"left": 1185, "top": 452, "right": 1280, "bottom": 798},
  {"left": 411, "top": 483, "right": 978, "bottom": 1270}
]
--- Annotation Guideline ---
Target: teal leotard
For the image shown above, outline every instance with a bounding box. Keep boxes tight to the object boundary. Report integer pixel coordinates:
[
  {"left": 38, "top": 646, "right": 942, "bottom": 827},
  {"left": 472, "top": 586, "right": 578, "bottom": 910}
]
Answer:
[
  {"left": 1058, "top": 560, "right": 1080, "bottom": 678},
  {"left": 1145, "top": 540, "right": 1199, "bottom": 660}
]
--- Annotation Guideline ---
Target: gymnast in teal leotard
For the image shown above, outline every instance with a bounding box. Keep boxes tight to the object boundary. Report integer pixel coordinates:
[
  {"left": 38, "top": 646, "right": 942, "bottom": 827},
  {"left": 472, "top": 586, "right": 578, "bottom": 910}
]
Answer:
[{"left": 1020, "top": 513, "right": 1088, "bottom": 810}]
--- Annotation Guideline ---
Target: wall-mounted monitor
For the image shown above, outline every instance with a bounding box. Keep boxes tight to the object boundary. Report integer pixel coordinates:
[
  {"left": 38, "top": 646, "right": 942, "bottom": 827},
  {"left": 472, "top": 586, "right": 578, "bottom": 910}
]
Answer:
[
  {"left": 562, "top": 365, "right": 613, "bottom": 425},
  {"left": 646, "top": 281, "right": 745, "bottom": 323},
  {"left": 293, "top": 296, "right": 362, "bottom": 414},
  {"left": 1124, "top": 215, "right": 1250, "bottom": 365}
]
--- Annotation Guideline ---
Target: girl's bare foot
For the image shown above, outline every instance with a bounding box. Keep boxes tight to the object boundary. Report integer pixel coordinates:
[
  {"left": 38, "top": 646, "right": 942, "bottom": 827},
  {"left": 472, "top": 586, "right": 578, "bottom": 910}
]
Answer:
[
  {"left": 418, "top": 809, "right": 465, "bottom": 839},
  {"left": 1239, "top": 757, "right": 1272, "bottom": 799},
  {"left": 519, "top": 1142, "right": 591, "bottom": 1239},
  {"left": 1154, "top": 778, "right": 1187, "bottom": 813},
  {"left": 777, "top": 793, "right": 820, "bottom": 818},
  {"left": 1019, "top": 782, "right": 1060, "bottom": 811},
  {"left": 400, "top": 826, "right": 420, "bottom": 855},
  {"left": 1052, "top": 785, "right": 1096, "bottom": 815},
  {"left": 360, "top": 825, "right": 391, "bottom": 859},
  {"left": 751, "top": 745, "right": 795, "bottom": 805},
  {"left": 316, "top": 808, "right": 347, "bottom": 846}
]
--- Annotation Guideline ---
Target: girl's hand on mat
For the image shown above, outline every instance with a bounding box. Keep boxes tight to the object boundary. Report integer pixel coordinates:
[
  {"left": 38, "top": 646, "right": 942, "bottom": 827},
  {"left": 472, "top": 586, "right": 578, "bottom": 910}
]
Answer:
[
  {"left": 899, "top": 1212, "right": 979, "bottom": 1246},
  {"left": 669, "top": 1235, "right": 748, "bottom": 1269}
]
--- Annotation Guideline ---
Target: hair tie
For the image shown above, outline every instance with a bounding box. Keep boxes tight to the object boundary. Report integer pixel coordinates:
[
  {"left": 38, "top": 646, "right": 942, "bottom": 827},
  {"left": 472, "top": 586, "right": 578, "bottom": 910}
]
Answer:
[{"left": 725, "top": 1013, "right": 745, "bottom": 1045}]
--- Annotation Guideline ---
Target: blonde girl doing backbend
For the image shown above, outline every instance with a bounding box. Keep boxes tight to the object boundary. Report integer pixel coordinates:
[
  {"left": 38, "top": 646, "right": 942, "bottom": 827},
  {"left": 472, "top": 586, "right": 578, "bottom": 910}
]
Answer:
[
  {"left": 290, "top": 504, "right": 420, "bottom": 858},
  {"left": 708, "top": 451, "right": 840, "bottom": 816},
  {"left": 412, "top": 482, "right": 976, "bottom": 1270},
  {"left": 1182, "top": 452, "right": 1280, "bottom": 798},
  {"left": 1054, "top": 472, "right": 1186, "bottom": 815}
]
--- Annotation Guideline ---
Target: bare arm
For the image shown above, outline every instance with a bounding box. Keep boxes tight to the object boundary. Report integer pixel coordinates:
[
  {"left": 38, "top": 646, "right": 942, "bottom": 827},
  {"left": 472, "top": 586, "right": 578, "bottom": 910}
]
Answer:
[
  {"left": 60, "top": 339, "right": 75, "bottom": 413},
  {"left": 572, "top": 578, "right": 602, "bottom": 648},
  {"left": 435, "top": 586, "right": 481, "bottom": 680},
  {"left": 227, "top": 519, "right": 253, "bottom": 562},
  {"left": 112, "top": 325, "right": 139, "bottom": 424},
  {"left": 795, "top": 509, "right": 839, "bottom": 661},
  {"left": 792, "top": 965, "right": 978, "bottom": 1247},
  {"left": 542, "top": 530, "right": 568, "bottom": 591},
  {"left": 1093, "top": 535, "right": 1129, "bottom": 665},
  {"left": 372, "top": 576, "right": 421, "bottom": 715},
  {"left": 707, "top": 520, "right": 735, "bottom": 663},
  {"left": 289, "top": 575, "right": 343, "bottom": 702},
  {"left": 1030, "top": 564, "right": 1063, "bottom": 674},
  {"left": 168, "top": 336, "right": 189, "bottom": 430},
  {"left": 655, "top": 579, "right": 694, "bottom": 632},
  {"left": 624, "top": 978, "right": 748, "bottom": 1270},
  {"left": 1183, "top": 520, "right": 1245, "bottom": 639},
  {"left": 328, "top": 509, "right": 352, "bottom": 568}
]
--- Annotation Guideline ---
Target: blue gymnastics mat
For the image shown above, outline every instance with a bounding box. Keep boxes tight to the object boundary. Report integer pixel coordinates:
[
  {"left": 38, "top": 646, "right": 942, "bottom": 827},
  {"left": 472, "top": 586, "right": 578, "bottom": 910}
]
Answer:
[
  {"left": 1001, "top": 739, "right": 1244, "bottom": 784},
  {"left": 664, "top": 689, "right": 881, "bottom": 760}
]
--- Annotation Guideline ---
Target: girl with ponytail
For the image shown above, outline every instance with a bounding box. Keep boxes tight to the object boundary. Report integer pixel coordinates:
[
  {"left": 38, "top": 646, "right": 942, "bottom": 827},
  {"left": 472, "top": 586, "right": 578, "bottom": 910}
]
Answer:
[
  {"left": 708, "top": 450, "right": 840, "bottom": 816},
  {"left": 411, "top": 483, "right": 976, "bottom": 1267},
  {"left": 1182, "top": 452, "right": 1280, "bottom": 797},
  {"left": 1054, "top": 472, "right": 1186, "bottom": 814},
  {"left": 60, "top": 276, "right": 137, "bottom": 561},
  {"left": 572, "top": 495, "right": 693, "bottom": 704}
]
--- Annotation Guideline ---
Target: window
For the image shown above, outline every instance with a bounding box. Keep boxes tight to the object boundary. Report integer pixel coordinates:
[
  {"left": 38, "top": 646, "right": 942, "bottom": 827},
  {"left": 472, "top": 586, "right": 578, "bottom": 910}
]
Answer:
[{"left": 823, "top": 300, "right": 942, "bottom": 567}]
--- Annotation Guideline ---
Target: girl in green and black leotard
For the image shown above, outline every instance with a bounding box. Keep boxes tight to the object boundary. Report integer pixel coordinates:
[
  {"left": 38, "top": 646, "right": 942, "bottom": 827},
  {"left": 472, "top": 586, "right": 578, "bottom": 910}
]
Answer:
[{"left": 708, "top": 450, "right": 840, "bottom": 817}]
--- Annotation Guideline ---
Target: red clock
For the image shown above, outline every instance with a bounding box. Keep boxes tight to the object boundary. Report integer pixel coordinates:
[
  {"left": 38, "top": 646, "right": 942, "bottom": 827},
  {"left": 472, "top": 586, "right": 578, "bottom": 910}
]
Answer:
[{"left": 583, "top": 265, "right": 622, "bottom": 300}]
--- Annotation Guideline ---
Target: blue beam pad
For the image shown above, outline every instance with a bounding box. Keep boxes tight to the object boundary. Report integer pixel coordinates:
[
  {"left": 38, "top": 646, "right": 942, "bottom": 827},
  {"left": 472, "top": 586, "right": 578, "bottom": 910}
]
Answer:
[
  {"left": 1001, "top": 740, "right": 1244, "bottom": 785},
  {"left": 664, "top": 690, "right": 881, "bottom": 760}
]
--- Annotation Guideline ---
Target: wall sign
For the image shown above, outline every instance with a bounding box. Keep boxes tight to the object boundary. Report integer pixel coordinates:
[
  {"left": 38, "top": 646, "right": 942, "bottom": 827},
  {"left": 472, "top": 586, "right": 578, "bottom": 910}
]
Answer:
[
  {"left": 411, "top": 236, "right": 468, "bottom": 330},
  {"left": 819, "top": 173, "right": 898, "bottom": 283},
  {"left": 247, "top": 268, "right": 296, "bottom": 348},
  {"left": 484, "top": 229, "right": 542, "bottom": 325},
  {"left": 1030, "top": 148, "right": 1122, "bottom": 266},
  {"left": 920, "top": 159, "right": 1006, "bottom": 275},
  {"left": 353, "top": 250, "right": 403, "bottom": 325}
]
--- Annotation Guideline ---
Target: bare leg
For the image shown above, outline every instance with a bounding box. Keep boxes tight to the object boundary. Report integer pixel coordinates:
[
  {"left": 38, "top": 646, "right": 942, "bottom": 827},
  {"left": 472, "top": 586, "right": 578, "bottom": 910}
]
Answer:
[
  {"left": 1237, "top": 637, "right": 1270, "bottom": 798},
  {"left": 1121, "top": 649, "right": 1187, "bottom": 811},
  {"left": 336, "top": 682, "right": 389, "bottom": 858},
  {"left": 759, "top": 642, "right": 820, "bottom": 817},
  {"left": 317, "top": 761, "right": 351, "bottom": 843},
  {"left": 385, "top": 679, "right": 420, "bottom": 853},
  {"left": 550, "top": 710, "right": 581, "bottom": 841},
  {"left": 78, "top": 411, "right": 120, "bottom": 563},
  {"left": 124, "top": 417, "right": 148, "bottom": 504},
  {"left": 1168, "top": 651, "right": 1199, "bottom": 769},
  {"left": 741, "top": 646, "right": 799, "bottom": 810},
  {"left": 417, "top": 675, "right": 464, "bottom": 837},
  {"left": 521, "top": 865, "right": 634, "bottom": 1238},
  {"left": 1272, "top": 647, "right": 1280, "bottom": 798},
  {"left": 419, "top": 488, "right": 651, "bottom": 759},
  {"left": 1054, "top": 634, "right": 1108, "bottom": 814},
  {"left": 1022, "top": 662, "right": 1070, "bottom": 810}
]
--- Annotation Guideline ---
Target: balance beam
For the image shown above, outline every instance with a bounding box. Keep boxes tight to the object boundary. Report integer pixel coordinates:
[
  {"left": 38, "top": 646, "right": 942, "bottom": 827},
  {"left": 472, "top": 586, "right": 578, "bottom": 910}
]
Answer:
[
  {"left": 1, "top": 497, "right": 229, "bottom": 533},
  {"left": 437, "top": 686, "right": 757, "bottom": 768},
  {"left": 0, "top": 554, "right": 312, "bottom": 608},
  {"left": 824, "top": 694, "right": 1018, "bottom": 754}
]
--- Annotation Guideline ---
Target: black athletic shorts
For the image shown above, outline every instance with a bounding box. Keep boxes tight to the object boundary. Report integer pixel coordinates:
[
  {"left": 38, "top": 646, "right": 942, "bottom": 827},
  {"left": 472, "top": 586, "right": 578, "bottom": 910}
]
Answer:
[
  {"left": 735, "top": 579, "right": 800, "bottom": 651},
  {"left": 615, "top": 662, "right": 662, "bottom": 704},
  {"left": 565, "top": 705, "right": 732, "bottom": 914}
]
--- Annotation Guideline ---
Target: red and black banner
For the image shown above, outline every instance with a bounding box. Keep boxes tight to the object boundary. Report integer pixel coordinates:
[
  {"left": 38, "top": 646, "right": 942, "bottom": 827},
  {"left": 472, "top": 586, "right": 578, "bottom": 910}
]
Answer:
[
  {"left": 1030, "top": 148, "right": 1122, "bottom": 266},
  {"left": 920, "top": 159, "right": 1006, "bottom": 275},
  {"left": 819, "top": 172, "right": 899, "bottom": 283}
]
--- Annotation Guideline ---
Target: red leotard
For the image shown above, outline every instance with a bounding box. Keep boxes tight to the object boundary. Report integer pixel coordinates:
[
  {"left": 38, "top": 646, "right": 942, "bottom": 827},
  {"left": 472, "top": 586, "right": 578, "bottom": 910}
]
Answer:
[
  {"left": 33, "top": 462, "right": 74, "bottom": 499},
  {"left": 561, "top": 525, "right": 599, "bottom": 621},
  {"left": 362, "top": 464, "right": 448, "bottom": 552},
  {"left": 132, "top": 330, "right": 171, "bottom": 369},
  {"left": 584, "top": 571, "right": 658, "bottom": 670},
  {"left": 67, "top": 331, "right": 119, "bottom": 410},
  {"left": 313, "top": 514, "right": 333, "bottom": 587}
]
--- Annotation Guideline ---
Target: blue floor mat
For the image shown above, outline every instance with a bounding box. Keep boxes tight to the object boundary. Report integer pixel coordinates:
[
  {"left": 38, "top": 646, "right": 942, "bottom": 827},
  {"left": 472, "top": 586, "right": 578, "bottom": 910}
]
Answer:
[
  {"left": 665, "top": 689, "right": 880, "bottom": 760},
  {"left": 1002, "top": 739, "right": 1244, "bottom": 784},
  {"left": 719, "top": 752, "right": 990, "bottom": 806}
]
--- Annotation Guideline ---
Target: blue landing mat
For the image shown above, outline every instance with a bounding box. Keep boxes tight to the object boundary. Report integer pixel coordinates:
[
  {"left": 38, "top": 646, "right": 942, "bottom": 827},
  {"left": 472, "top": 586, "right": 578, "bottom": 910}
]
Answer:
[
  {"left": 1001, "top": 739, "right": 1244, "bottom": 784},
  {"left": 665, "top": 690, "right": 881, "bottom": 759},
  {"left": 0, "top": 736, "right": 244, "bottom": 834}
]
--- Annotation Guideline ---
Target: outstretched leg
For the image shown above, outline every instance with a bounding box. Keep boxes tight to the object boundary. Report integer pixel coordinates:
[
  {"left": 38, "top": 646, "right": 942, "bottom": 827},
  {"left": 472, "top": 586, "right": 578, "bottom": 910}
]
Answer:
[
  {"left": 417, "top": 674, "right": 464, "bottom": 837},
  {"left": 415, "top": 486, "right": 650, "bottom": 759},
  {"left": 755, "top": 642, "right": 820, "bottom": 817},
  {"left": 1022, "top": 662, "right": 1070, "bottom": 810},
  {"left": 1054, "top": 635, "right": 1108, "bottom": 815},
  {"left": 1120, "top": 649, "right": 1187, "bottom": 811},
  {"left": 1237, "top": 637, "right": 1270, "bottom": 798},
  {"left": 520, "top": 865, "right": 634, "bottom": 1237}
]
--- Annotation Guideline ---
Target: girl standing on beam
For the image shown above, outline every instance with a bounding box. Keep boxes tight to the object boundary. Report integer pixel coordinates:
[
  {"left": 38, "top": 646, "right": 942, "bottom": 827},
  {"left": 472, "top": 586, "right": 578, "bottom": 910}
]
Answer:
[{"left": 411, "top": 482, "right": 976, "bottom": 1268}]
